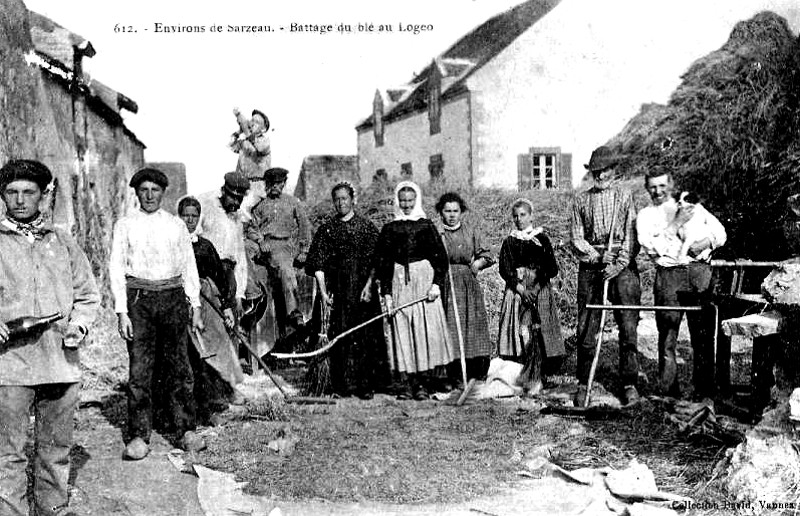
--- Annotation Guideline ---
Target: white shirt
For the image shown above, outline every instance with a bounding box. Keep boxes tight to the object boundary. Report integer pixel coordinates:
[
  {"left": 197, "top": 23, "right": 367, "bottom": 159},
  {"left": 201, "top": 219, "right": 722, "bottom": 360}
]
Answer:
[
  {"left": 637, "top": 197, "right": 727, "bottom": 267},
  {"left": 197, "top": 191, "right": 248, "bottom": 299},
  {"left": 239, "top": 180, "right": 266, "bottom": 223},
  {"left": 109, "top": 209, "right": 200, "bottom": 312}
]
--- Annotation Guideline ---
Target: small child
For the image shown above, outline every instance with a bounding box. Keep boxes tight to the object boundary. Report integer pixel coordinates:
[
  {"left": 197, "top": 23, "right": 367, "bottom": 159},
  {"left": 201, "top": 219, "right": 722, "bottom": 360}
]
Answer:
[
  {"left": 230, "top": 107, "right": 272, "bottom": 221},
  {"left": 231, "top": 107, "right": 268, "bottom": 141},
  {"left": 229, "top": 107, "right": 271, "bottom": 181}
]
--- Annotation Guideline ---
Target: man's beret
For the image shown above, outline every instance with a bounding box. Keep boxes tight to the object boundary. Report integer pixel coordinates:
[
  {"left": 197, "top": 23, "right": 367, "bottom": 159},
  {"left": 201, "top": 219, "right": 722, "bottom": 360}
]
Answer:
[
  {"left": 223, "top": 171, "right": 250, "bottom": 198},
  {"left": 130, "top": 168, "right": 169, "bottom": 189},
  {"left": 0, "top": 159, "right": 53, "bottom": 191},
  {"left": 264, "top": 167, "right": 289, "bottom": 183}
]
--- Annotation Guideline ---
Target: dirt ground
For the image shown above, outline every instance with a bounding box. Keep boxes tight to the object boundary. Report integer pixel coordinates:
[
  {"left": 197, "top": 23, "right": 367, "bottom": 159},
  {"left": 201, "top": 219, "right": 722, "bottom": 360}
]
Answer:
[
  {"left": 59, "top": 313, "right": 744, "bottom": 516},
  {"left": 67, "top": 401, "right": 204, "bottom": 515}
]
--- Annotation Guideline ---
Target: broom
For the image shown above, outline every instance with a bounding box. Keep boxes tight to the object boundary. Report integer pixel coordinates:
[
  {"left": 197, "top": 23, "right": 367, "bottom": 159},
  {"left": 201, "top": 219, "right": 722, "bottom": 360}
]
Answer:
[{"left": 270, "top": 296, "right": 428, "bottom": 360}]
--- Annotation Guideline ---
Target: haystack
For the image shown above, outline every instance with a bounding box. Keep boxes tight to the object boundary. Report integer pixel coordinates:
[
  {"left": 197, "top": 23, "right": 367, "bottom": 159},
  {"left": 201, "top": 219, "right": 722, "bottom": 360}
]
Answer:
[{"left": 604, "top": 11, "right": 800, "bottom": 261}]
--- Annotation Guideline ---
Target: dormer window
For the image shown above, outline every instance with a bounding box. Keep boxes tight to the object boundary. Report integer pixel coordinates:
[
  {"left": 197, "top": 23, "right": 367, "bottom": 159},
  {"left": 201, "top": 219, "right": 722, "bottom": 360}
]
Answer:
[
  {"left": 373, "top": 90, "right": 384, "bottom": 147},
  {"left": 428, "top": 61, "right": 441, "bottom": 135}
]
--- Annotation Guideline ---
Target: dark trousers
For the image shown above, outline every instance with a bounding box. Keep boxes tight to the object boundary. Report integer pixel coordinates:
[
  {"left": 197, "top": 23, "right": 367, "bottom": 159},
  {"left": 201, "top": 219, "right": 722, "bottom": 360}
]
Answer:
[
  {"left": 576, "top": 263, "right": 641, "bottom": 387},
  {"left": 0, "top": 383, "right": 79, "bottom": 516},
  {"left": 126, "top": 287, "right": 196, "bottom": 442},
  {"left": 654, "top": 263, "right": 715, "bottom": 398},
  {"left": 245, "top": 239, "right": 300, "bottom": 339}
]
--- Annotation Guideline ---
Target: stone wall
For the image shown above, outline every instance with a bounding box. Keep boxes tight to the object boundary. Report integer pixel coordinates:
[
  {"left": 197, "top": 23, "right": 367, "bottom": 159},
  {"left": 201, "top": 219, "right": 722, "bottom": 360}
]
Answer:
[{"left": 0, "top": 0, "right": 145, "bottom": 300}]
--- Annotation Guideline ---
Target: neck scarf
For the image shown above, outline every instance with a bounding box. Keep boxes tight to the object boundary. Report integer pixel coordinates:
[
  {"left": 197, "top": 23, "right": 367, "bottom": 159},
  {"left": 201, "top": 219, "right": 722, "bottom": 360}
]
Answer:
[
  {"left": 510, "top": 225, "right": 543, "bottom": 245},
  {"left": 392, "top": 181, "right": 426, "bottom": 221},
  {"left": 442, "top": 221, "right": 462, "bottom": 231},
  {"left": 3, "top": 215, "right": 46, "bottom": 242}
]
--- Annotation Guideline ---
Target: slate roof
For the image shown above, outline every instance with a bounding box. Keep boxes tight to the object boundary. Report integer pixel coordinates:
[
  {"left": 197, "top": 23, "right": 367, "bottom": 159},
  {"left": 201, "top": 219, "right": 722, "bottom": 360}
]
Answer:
[{"left": 357, "top": 0, "right": 561, "bottom": 129}]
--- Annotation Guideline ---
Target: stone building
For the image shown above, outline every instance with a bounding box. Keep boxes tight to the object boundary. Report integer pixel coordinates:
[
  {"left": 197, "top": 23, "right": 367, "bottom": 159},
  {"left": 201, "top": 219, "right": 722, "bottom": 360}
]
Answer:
[
  {"left": 0, "top": 1, "right": 146, "bottom": 296},
  {"left": 356, "top": 0, "right": 572, "bottom": 191},
  {"left": 293, "top": 155, "right": 359, "bottom": 204}
]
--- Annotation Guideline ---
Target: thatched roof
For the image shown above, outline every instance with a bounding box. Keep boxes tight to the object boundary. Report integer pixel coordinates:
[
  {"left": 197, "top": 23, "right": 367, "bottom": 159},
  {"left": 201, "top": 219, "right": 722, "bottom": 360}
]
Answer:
[
  {"left": 603, "top": 11, "right": 800, "bottom": 260},
  {"left": 357, "top": 0, "right": 561, "bottom": 130}
]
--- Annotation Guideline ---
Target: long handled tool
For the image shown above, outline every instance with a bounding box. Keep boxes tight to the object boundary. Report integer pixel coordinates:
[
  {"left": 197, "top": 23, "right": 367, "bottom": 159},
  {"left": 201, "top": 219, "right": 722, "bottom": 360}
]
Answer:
[
  {"left": 199, "top": 291, "right": 291, "bottom": 399},
  {"left": 440, "top": 234, "right": 470, "bottom": 396},
  {"left": 229, "top": 326, "right": 291, "bottom": 399},
  {"left": 584, "top": 280, "right": 610, "bottom": 408},
  {"left": 448, "top": 269, "right": 469, "bottom": 390},
  {"left": 583, "top": 199, "right": 619, "bottom": 409},
  {"left": 270, "top": 296, "right": 428, "bottom": 360}
]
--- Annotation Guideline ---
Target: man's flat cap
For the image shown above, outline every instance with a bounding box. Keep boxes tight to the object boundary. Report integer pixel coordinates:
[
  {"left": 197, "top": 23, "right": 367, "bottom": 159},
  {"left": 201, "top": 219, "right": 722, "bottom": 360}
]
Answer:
[
  {"left": 223, "top": 171, "right": 250, "bottom": 198},
  {"left": 130, "top": 168, "right": 169, "bottom": 189},
  {"left": 264, "top": 167, "right": 289, "bottom": 183},
  {"left": 584, "top": 146, "right": 620, "bottom": 173},
  {"left": 0, "top": 159, "right": 53, "bottom": 191}
]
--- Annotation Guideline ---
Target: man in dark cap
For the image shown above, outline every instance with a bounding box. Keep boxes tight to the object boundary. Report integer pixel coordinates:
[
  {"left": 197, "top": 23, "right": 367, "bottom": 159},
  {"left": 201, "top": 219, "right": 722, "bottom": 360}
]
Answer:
[
  {"left": 0, "top": 159, "right": 100, "bottom": 515},
  {"left": 109, "top": 167, "right": 206, "bottom": 460},
  {"left": 0, "top": 158, "right": 54, "bottom": 192},
  {"left": 197, "top": 171, "right": 251, "bottom": 326},
  {"left": 244, "top": 166, "right": 311, "bottom": 361},
  {"left": 570, "top": 146, "right": 642, "bottom": 406}
]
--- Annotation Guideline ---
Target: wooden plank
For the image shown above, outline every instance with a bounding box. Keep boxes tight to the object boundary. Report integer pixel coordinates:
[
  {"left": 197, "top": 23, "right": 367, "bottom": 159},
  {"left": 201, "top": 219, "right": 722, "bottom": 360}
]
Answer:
[{"left": 721, "top": 311, "right": 782, "bottom": 338}]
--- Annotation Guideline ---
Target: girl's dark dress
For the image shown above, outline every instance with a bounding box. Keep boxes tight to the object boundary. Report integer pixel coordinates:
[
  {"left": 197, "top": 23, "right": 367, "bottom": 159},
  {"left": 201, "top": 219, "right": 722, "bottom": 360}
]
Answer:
[{"left": 496, "top": 232, "right": 565, "bottom": 365}]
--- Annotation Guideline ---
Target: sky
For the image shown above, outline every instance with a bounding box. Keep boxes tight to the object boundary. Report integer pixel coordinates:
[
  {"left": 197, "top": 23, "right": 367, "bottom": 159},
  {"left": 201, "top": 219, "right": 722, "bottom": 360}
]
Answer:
[{"left": 23, "top": 0, "right": 800, "bottom": 193}]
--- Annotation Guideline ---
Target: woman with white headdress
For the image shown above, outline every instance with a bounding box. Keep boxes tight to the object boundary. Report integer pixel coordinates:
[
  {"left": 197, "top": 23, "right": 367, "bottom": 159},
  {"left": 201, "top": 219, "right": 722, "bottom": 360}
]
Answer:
[
  {"left": 497, "top": 198, "right": 565, "bottom": 396},
  {"left": 373, "top": 181, "right": 453, "bottom": 400},
  {"left": 176, "top": 196, "right": 244, "bottom": 424}
]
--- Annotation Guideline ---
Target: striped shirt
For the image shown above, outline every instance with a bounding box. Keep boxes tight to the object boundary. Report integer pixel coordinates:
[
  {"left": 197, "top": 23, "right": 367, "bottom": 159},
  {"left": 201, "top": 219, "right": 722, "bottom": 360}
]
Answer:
[{"left": 570, "top": 186, "right": 637, "bottom": 266}]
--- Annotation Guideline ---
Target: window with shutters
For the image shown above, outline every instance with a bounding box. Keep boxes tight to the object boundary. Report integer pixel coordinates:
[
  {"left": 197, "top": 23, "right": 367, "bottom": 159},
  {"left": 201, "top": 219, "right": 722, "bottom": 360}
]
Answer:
[
  {"left": 517, "top": 147, "right": 571, "bottom": 190},
  {"left": 534, "top": 153, "right": 555, "bottom": 188},
  {"left": 373, "top": 168, "right": 387, "bottom": 183},
  {"left": 428, "top": 154, "right": 444, "bottom": 181}
]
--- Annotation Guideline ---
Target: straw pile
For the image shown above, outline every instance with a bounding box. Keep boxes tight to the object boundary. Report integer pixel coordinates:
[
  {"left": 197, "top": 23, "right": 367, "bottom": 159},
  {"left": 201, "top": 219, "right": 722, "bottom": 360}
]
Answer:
[
  {"left": 604, "top": 11, "right": 800, "bottom": 261},
  {"left": 600, "top": 12, "right": 800, "bottom": 510}
]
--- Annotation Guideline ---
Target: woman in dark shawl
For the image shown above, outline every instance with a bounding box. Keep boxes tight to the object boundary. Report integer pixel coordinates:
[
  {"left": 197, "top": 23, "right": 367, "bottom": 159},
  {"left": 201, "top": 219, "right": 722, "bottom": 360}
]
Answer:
[{"left": 305, "top": 181, "right": 386, "bottom": 398}]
